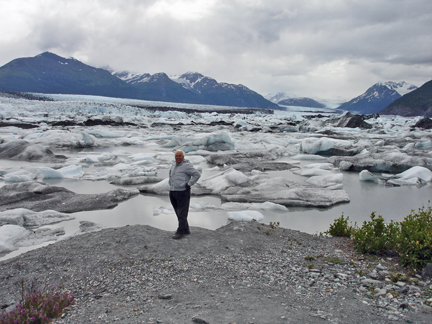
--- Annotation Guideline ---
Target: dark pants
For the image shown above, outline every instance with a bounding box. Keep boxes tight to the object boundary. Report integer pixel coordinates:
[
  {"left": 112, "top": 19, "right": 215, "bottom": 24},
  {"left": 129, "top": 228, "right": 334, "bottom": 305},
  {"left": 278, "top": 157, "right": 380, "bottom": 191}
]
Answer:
[{"left": 169, "top": 189, "right": 191, "bottom": 234}]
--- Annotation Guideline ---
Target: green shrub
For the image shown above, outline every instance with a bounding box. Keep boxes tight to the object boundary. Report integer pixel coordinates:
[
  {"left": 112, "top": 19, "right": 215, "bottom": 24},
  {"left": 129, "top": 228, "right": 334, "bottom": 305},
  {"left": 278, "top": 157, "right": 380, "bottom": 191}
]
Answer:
[
  {"left": 352, "top": 212, "right": 399, "bottom": 255},
  {"left": 324, "top": 214, "right": 355, "bottom": 238},
  {"left": 397, "top": 206, "right": 432, "bottom": 270}
]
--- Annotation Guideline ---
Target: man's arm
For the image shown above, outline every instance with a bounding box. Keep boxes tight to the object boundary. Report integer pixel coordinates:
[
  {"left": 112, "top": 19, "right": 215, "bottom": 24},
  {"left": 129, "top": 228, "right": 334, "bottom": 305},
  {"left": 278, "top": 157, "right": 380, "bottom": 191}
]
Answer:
[{"left": 187, "top": 165, "right": 201, "bottom": 186}]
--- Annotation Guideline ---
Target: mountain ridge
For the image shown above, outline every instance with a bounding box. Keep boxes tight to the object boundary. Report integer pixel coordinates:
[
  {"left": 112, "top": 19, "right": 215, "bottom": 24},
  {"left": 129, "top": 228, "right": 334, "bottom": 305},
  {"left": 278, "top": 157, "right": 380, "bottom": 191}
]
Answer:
[{"left": 0, "top": 52, "right": 278, "bottom": 110}]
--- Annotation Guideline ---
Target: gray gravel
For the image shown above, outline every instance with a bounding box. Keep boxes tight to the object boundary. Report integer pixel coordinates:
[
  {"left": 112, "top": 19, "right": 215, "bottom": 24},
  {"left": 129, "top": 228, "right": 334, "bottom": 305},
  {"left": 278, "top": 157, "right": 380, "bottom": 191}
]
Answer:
[{"left": 1, "top": 221, "right": 431, "bottom": 324}]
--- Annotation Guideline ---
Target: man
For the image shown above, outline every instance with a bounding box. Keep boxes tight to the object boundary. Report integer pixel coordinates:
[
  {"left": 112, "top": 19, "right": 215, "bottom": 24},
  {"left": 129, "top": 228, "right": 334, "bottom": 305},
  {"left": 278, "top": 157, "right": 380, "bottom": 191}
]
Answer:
[{"left": 169, "top": 150, "right": 201, "bottom": 239}]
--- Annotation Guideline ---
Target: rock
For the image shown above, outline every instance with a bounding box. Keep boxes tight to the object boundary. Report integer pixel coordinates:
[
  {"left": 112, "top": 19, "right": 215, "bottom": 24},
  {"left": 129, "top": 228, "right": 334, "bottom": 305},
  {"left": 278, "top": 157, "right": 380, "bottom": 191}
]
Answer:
[
  {"left": 109, "top": 176, "right": 164, "bottom": 186},
  {"left": 328, "top": 152, "right": 432, "bottom": 173},
  {"left": 192, "top": 317, "right": 209, "bottom": 324},
  {"left": 78, "top": 221, "right": 103, "bottom": 233},
  {"left": 335, "top": 113, "right": 372, "bottom": 129},
  {"left": 422, "top": 263, "right": 432, "bottom": 279},
  {"left": 418, "top": 304, "right": 432, "bottom": 313},
  {"left": 414, "top": 117, "right": 432, "bottom": 129},
  {"left": 157, "top": 294, "right": 172, "bottom": 300},
  {"left": 361, "top": 279, "right": 384, "bottom": 288},
  {"left": 0, "top": 140, "right": 67, "bottom": 162},
  {"left": 369, "top": 271, "right": 380, "bottom": 280},
  {"left": 0, "top": 181, "right": 139, "bottom": 213},
  {"left": 206, "top": 151, "right": 278, "bottom": 167}
]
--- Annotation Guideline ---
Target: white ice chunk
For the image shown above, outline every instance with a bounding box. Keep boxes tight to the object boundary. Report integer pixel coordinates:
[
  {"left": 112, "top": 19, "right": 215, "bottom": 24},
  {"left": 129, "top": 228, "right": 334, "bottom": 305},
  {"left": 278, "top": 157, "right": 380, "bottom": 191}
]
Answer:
[
  {"left": 0, "top": 225, "right": 29, "bottom": 253},
  {"left": 189, "top": 201, "right": 218, "bottom": 211},
  {"left": 292, "top": 166, "right": 333, "bottom": 177},
  {"left": 305, "top": 173, "right": 344, "bottom": 189},
  {"left": 40, "top": 165, "right": 84, "bottom": 179},
  {"left": 303, "top": 163, "right": 334, "bottom": 170},
  {"left": 300, "top": 138, "right": 334, "bottom": 154},
  {"left": 414, "top": 139, "right": 432, "bottom": 149},
  {"left": 202, "top": 168, "right": 250, "bottom": 193},
  {"left": 0, "top": 208, "right": 74, "bottom": 227},
  {"left": 84, "top": 129, "right": 127, "bottom": 138},
  {"left": 291, "top": 154, "right": 327, "bottom": 161},
  {"left": 339, "top": 161, "right": 353, "bottom": 171},
  {"left": 3, "top": 170, "right": 37, "bottom": 182},
  {"left": 394, "top": 166, "right": 432, "bottom": 182},
  {"left": 221, "top": 201, "right": 288, "bottom": 211},
  {"left": 359, "top": 170, "right": 383, "bottom": 184},
  {"left": 227, "top": 210, "right": 264, "bottom": 222},
  {"left": 130, "top": 152, "right": 157, "bottom": 162}
]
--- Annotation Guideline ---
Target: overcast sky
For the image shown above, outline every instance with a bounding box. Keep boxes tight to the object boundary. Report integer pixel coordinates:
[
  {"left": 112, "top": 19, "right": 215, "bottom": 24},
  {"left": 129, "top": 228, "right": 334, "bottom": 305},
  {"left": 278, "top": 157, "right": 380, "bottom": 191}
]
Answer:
[{"left": 1, "top": 0, "right": 431, "bottom": 102}]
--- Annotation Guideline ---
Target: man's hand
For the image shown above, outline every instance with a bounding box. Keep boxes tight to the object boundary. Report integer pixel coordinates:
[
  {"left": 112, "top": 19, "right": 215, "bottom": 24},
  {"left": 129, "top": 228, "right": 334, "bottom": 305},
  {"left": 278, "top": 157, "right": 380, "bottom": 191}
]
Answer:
[{"left": 186, "top": 184, "right": 191, "bottom": 190}]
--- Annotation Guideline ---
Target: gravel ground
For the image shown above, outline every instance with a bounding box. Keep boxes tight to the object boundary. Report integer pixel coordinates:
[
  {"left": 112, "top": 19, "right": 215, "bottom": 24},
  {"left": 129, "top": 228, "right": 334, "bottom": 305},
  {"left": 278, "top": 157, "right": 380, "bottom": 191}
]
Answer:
[{"left": 1, "top": 221, "right": 431, "bottom": 324}]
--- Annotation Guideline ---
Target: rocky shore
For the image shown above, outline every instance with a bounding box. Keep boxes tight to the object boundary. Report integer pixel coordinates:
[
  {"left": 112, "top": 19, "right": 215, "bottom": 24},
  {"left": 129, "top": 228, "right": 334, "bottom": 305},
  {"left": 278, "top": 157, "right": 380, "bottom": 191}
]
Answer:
[{"left": 1, "top": 221, "right": 431, "bottom": 324}]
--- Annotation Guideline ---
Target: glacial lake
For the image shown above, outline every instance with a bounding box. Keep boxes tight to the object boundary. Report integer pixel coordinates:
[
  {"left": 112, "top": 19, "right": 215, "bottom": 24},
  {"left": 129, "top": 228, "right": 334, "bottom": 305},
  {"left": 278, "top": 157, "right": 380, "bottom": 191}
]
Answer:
[{"left": 2, "top": 154, "right": 431, "bottom": 261}]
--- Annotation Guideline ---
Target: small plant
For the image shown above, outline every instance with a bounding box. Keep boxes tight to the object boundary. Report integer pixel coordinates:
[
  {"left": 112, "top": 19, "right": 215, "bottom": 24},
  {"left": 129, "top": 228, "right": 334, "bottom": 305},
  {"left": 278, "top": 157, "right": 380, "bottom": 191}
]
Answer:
[
  {"left": 0, "top": 280, "right": 75, "bottom": 324},
  {"left": 352, "top": 212, "right": 399, "bottom": 255},
  {"left": 325, "top": 214, "right": 355, "bottom": 238},
  {"left": 397, "top": 205, "right": 432, "bottom": 270},
  {"left": 389, "top": 271, "right": 405, "bottom": 283},
  {"left": 322, "top": 256, "right": 343, "bottom": 264},
  {"left": 356, "top": 269, "right": 366, "bottom": 277},
  {"left": 304, "top": 255, "right": 315, "bottom": 261},
  {"left": 307, "top": 264, "right": 315, "bottom": 269},
  {"left": 269, "top": 222, "right": 280, "bottom": 230},
  {"left": 261, "top": 222, "right": 280, "bottom": 235}
]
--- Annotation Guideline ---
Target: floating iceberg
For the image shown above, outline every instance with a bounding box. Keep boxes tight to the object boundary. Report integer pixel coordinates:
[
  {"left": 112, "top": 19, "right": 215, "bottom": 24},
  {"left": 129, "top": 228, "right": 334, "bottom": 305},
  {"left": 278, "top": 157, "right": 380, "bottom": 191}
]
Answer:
[{"left": 227, "top": 210, "right": 264, "bottom": 222}]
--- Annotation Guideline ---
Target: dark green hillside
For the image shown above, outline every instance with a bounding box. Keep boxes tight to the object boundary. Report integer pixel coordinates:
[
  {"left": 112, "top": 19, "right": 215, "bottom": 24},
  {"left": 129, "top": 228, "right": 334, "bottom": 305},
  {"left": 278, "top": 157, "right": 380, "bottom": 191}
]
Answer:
[{"left": 380, "top": 80, "right": 432, "bottom": 117}]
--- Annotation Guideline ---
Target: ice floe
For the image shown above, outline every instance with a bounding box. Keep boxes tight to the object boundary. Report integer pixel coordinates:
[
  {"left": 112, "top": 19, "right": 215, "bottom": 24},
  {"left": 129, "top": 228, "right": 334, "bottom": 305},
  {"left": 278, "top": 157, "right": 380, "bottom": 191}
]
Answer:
[{"left": 1, "top": 93, "right": 431, "bottom": 258}]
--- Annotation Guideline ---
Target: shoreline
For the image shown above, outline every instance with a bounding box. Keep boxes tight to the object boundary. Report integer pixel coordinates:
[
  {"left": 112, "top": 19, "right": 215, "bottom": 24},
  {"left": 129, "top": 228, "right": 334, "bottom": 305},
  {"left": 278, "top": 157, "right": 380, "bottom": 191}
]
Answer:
[{"left": 1, "top": 221, "right": 431, "bottom": 323}]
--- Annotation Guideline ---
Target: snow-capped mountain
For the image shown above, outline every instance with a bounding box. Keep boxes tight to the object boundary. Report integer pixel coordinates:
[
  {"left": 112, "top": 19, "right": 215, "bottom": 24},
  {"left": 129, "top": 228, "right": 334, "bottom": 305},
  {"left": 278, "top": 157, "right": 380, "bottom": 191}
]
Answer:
[
  {"left": 113, "top": 71, "right": 152, "bottom": 84},
  {"left": 115, "top": 71, "right": 280, "bottom": 109},
  {"left": 265, "top": 92, "right": 292, "bottom": 103},
  {"left": 337, "top": 81, "right": 418, "bottom": 114},
  {"left": 171, "top": 72, "right": 279, "bottom": 109}
]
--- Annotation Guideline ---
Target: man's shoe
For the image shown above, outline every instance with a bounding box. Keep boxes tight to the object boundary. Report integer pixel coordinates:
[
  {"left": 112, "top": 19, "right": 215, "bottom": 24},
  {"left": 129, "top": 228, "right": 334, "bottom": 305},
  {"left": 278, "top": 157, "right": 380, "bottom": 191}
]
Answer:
[
  {"left": 172, "top": 233, "right": 183, "bottom": 240},
  {"left": 184, "top": 230, "right": 190, "bottom": 235}
]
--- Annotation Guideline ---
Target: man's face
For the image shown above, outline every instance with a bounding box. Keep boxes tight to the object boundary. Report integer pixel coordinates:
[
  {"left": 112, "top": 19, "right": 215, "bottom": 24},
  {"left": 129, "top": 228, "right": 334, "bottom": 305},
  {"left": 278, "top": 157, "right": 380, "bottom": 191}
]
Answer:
[{"left": 175, "top": 151, "right": 184, "bottom": 164}]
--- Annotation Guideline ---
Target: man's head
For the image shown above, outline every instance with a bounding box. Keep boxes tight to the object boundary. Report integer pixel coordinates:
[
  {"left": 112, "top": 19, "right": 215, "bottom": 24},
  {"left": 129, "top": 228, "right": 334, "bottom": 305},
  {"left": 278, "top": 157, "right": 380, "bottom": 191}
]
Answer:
[{"left": 174, "top": 150, "right": 185, "bottom": 164}]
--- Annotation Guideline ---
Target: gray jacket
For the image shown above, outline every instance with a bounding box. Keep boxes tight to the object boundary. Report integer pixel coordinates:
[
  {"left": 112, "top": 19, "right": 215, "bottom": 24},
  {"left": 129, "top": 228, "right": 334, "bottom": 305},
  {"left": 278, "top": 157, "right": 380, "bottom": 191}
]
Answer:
[{"left": 169, "top": 159, "right": 201, "bottom": 191}]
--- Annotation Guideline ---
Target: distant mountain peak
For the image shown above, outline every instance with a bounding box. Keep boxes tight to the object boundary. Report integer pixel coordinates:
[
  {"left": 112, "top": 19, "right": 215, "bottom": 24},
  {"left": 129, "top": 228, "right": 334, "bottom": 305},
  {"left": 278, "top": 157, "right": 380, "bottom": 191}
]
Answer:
[
  {"left": 377, "top": 81, "right": 418, "bottom": 96},
  {"left": 337, "top": 81, "right": 418, "bottom": 114},
  {"left": 278, "top": 97, "right": 326, "bottom": 108},
  {"left": 265, "top": 92, "right": 293, "bottom": 103}
]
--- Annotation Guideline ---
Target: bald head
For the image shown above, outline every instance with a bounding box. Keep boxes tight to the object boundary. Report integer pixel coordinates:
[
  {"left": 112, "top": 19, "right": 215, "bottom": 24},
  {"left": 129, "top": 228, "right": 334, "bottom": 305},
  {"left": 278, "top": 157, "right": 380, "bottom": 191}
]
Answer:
[{"left": 175, "top": 150, "right": 185, "bottom": 164}]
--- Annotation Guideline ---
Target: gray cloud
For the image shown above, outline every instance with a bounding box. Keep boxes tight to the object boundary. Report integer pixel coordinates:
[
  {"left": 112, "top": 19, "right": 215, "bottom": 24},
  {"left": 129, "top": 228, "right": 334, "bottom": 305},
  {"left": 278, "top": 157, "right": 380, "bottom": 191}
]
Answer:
[{"left": 1, "top": 0, "right": 431, "bottom": 101}]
